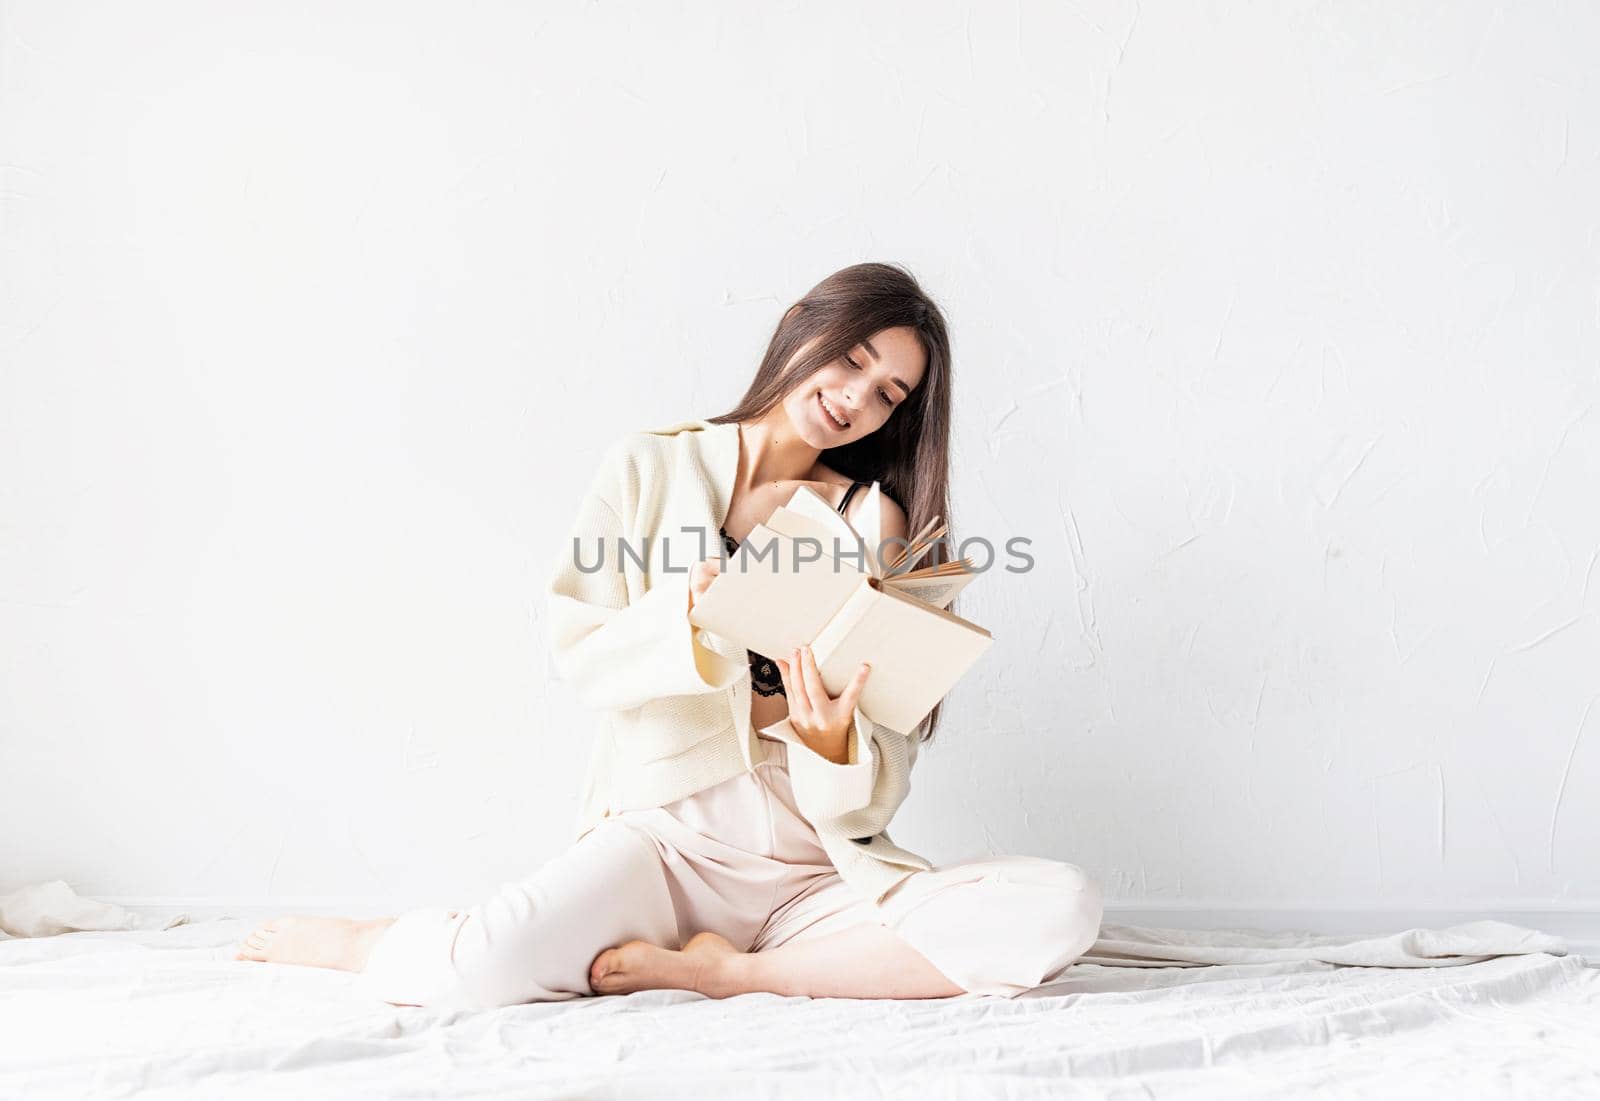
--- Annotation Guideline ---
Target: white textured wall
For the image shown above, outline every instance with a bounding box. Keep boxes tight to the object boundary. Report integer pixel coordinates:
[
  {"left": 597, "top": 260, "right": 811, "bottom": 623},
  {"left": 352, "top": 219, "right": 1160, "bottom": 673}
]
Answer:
[{"left": 3, "top": 2, "right": 1597, "bottom": 920}]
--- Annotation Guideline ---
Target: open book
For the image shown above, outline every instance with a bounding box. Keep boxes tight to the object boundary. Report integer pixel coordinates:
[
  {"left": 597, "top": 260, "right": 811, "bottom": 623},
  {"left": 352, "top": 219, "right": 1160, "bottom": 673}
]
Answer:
[{"left": 688, "top": 482, "right": 994, "bottom": 734}]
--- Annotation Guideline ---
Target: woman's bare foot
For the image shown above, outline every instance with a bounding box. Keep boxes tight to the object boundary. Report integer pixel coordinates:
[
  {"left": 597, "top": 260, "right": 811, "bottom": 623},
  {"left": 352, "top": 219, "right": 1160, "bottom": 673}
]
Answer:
[
  {"left": 589, "top": 930, "right": 747, "bottom": 998},
  {"left": 234, "top": 915, "right": 396, "bottom": 973}
]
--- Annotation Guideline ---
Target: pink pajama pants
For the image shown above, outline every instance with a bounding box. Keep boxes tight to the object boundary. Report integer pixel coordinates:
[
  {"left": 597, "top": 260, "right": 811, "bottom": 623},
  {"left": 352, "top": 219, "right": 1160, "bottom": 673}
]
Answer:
[{"left": 356, "top": 734, "right": 1102, "bottom": 1008}]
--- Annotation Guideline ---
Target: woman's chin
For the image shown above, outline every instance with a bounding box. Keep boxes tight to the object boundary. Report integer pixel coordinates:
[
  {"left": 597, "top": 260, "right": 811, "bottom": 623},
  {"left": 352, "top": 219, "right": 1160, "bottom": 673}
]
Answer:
[
  {"left": 787, "top": 410, "right": 835, "bottom": 447},
  {"left": 782, "top": 398, "right": 853, "bottom": 447}
]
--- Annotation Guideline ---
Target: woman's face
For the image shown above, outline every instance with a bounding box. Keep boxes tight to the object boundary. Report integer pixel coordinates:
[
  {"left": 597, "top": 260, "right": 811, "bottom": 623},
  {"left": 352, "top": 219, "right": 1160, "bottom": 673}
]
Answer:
[{"left": 782, "top": 326, "right": 928, "bottom": 447}]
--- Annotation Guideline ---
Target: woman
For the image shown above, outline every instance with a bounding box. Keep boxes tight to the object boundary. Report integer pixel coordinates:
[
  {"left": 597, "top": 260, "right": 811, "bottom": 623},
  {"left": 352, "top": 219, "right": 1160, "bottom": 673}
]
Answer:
[{"left": 235, "top": 262, "right": 1102, "bottom": 1006}]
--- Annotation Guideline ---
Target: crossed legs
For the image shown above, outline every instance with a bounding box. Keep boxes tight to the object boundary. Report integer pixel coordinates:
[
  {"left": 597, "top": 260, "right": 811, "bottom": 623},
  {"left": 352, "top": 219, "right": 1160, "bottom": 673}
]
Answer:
[
  {"left": 236, "top": 821, "right": 968, "bottom": 1007},
  {"left": 236, "top": 824, "right": 1101, "bottom": 1007}
]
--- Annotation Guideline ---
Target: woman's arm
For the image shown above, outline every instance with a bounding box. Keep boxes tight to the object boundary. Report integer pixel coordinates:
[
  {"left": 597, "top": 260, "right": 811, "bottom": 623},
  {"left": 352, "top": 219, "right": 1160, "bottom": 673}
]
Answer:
[
  {"left": 545, "top": 439, "right": 744, "bottom": 712},
  {"left": 763, "top": 487, "right": 924, "bottom": 836}
]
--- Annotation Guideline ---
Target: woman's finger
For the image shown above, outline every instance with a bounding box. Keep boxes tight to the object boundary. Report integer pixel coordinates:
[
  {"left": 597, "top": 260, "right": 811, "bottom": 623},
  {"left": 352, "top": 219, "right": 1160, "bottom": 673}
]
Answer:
[
  {"left": 799, "top": 645, "right": 831, "bottom": 708},
  {"left": 689, "top": 559, "right": 721, "bottom": 602},
  {"left": 784, "top": 648, "right": 813, "bottom": 717},
  {"left": 837, "top": 661, "right": 871, "bottom": 716}
]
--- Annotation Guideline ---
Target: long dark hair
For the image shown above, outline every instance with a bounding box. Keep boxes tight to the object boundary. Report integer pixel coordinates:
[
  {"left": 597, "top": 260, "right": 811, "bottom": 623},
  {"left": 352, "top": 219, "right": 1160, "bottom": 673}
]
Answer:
[{"left": 708, "top": 262, "right": 956, "bottom": 746}]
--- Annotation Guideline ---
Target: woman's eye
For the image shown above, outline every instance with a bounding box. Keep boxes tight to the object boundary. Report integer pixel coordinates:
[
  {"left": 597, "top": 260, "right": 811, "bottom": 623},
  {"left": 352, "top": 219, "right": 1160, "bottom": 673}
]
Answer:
[{"left": 846, "top": 355, "right": 893, "bottom": 407}]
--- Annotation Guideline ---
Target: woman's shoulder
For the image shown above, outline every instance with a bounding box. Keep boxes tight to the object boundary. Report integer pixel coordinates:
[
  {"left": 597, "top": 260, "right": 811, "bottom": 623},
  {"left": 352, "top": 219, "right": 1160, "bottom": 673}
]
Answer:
[
  {"left": 578, "top": 420, "right": 736, "bottom": 516},
  {"left": 638, "top": 417, "right": 717, "bottom": 439},
  {"left": 612, "top": 417, "right": 713, "bottom": 452},
  {"left": 600, "top": 418, "right": 726, "bottom": 469},
  {"left": 812, "top": 464, "right": 908, "bottom": 536},
  {"left": 806, "top": 463, "right": 853, "bottom": 492}
]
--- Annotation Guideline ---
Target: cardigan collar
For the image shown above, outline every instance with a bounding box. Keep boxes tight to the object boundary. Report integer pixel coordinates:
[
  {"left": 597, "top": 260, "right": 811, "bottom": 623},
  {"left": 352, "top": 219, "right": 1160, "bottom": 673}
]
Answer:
[{"left": 646, "top": 417, "right": 743, "bottom": 530}]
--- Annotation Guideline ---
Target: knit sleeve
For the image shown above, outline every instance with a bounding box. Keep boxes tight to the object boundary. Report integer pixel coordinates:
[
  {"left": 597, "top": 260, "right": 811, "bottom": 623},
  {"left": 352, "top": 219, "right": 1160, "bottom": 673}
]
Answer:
[
  {"left": 759, "top": 708, "right": 924, "bottom": 838},
  {"left": 545, "top": 440, "right": 744, "bottom": 713}
]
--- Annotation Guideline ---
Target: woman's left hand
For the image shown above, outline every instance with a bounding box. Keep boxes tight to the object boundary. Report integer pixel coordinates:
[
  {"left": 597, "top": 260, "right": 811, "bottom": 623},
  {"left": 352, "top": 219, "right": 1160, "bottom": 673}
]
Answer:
[{"left": 775, "top": 645, "right": 871, "bottom": 764}]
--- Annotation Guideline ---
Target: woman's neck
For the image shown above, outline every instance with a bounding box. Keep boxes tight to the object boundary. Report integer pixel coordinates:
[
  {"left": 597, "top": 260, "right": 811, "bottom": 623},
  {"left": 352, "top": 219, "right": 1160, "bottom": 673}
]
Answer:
[{"left": 737, "top": 410, "right": 819, "bottom": 491}]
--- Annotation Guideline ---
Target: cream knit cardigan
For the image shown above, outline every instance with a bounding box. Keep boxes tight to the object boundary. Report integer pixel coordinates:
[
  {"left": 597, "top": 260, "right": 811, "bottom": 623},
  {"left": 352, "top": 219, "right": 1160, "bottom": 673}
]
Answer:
[{"left": 546, "top": 417, "right": 935, "bottom": 905}]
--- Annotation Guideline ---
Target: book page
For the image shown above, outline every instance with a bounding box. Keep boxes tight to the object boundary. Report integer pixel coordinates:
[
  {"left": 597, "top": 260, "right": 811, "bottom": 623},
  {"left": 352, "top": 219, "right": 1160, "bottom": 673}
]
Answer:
[
  {"left": 778, "top": 485, "right": 856, "bottom": 544},
  {"left": 780, "top": 484, "right": 882, "bottom": 579},
  {"left": 880, "top": 570, "right": 978, "bottom": 610},
  {"left": 855, "top": 481, "right": 883, "bottom": 577}
]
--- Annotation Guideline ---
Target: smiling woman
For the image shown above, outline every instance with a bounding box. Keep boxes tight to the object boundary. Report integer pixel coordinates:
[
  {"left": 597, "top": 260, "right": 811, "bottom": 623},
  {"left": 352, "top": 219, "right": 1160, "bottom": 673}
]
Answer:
[
  {"left": 235, "top": 262, "right": 1103, "bottom": 1011},
  {"left": 777, "top": 325, "right": 927, "bottom": 453}
]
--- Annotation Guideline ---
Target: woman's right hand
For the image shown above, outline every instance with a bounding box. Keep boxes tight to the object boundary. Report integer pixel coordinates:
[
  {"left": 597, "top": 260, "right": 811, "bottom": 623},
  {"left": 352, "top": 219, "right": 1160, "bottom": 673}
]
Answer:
[{"left": 688, "top": 555, "right": 722, "bottom": 614}]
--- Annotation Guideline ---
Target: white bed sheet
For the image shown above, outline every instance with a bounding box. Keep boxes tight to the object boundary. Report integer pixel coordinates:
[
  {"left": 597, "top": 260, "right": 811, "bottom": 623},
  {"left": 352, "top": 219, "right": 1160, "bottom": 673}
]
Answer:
[{"left": 3, "top": 917, "right": 1598, "bottom": 1099}]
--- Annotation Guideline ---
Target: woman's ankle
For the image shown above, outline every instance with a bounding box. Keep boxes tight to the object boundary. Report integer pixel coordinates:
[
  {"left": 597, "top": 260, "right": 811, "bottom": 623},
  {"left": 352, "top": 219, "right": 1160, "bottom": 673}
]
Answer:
[{"left": 350, "top": 917, "right": 398, "bottom": 972}]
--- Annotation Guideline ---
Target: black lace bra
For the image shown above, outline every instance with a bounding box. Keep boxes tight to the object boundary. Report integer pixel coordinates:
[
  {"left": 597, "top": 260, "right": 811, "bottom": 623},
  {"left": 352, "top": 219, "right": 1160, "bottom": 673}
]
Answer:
[{"left": 719, "top": 479, "right": 869, "bottom": 698}]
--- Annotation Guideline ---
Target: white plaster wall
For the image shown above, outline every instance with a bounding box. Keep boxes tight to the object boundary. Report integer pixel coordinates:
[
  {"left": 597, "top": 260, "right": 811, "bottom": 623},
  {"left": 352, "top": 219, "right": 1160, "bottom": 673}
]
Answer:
[{"left": 3, "top": 2, "right": 1597, "bottom": 920}]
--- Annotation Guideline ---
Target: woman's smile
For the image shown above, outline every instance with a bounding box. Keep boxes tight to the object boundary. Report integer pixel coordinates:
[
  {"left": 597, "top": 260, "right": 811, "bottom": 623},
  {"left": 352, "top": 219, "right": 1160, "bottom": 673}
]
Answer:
[{"left": 817, "top": 391, "right": 851, "bottom": 431}]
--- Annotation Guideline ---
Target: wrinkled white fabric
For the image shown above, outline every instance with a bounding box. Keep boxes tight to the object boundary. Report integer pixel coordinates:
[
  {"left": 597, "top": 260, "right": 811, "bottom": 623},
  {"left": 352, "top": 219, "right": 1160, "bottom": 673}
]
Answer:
[
  {"left": 1082, "top": 919, "right": 1568, "bottom": 968},
  {"left": 2, "top": 918, "right": 1597, "bottom": 1099},
  {"left": 0, "top": 880, "right": 187, "bottom": 938}
]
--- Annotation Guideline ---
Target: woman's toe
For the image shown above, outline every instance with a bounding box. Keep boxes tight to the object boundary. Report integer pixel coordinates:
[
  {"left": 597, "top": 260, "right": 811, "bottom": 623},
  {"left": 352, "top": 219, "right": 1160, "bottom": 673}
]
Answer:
[
  {"left": 590, "top": 948, "right": 620, "bottom": 989},
  {"left": 235, "top": 922, "right": 274, "bottom": 961}
]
